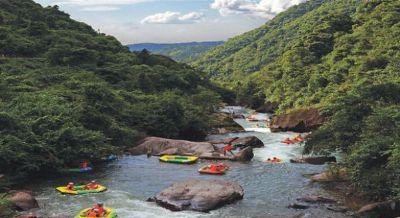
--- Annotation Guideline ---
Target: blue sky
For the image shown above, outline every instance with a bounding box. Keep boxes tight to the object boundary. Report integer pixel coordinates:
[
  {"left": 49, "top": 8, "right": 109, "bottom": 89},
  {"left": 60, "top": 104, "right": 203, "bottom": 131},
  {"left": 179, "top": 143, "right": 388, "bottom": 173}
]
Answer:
[{"left": 33, "top": 0, "right": 306, "bottom": 44}]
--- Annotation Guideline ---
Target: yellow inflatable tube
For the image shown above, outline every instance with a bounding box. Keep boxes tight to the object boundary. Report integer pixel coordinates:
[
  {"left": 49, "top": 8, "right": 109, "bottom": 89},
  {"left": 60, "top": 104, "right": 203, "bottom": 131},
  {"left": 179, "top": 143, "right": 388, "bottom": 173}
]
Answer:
[{"left": 56, "top": 185, "right": 107, "bottom": 195}]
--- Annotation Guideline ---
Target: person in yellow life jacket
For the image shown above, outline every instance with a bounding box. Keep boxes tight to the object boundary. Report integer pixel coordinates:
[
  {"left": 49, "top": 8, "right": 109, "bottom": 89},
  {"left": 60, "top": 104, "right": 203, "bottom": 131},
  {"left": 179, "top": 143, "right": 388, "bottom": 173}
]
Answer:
[
  {"left": 66, "top": 182, "right": 74, "bottom": 190},
  {"left": 85, "top": 180, "right": 99, "bottom": 190}
]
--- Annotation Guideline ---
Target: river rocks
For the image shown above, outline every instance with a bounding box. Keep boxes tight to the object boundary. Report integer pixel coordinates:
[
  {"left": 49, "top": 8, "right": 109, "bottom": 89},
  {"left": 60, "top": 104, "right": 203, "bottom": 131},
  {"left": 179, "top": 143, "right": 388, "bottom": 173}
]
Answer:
[
  {"left": 290, "top": 156, "right": 336, "bottom": 165},
  {"left": 153, "top": 179, "right": 244, "bottom": 212},
  {"left": 128, "top": 136, "right": 257, "bottom": 161},
  {"left": 297, "top": 196, "right": 337, "bottom": 204},
  {"left": 270, "top": 108, "right": 324, "bottom": 133},
  {"left": 233, "top": 146, "right": 254, "bottom": 162},
  {"left": 128, "top": 137, "right": 215, "bottom": 156},
  {"left": 209, "top": 112, "right": 244, "bottom": 134},
  {"left": 310, "top": 169, "right": 348, "bottom": 183},
  {"left": 288, "top": 203, "right": 310, "bottom": 210},
  {"left": 357, "top": 201, "right": 400, "bottom": 217},
  {"left": 208, "top": 136, "right": 264, "bottom": 148},
  {"left": 8, "top": 191, "right": 39, "bottom": 211}
]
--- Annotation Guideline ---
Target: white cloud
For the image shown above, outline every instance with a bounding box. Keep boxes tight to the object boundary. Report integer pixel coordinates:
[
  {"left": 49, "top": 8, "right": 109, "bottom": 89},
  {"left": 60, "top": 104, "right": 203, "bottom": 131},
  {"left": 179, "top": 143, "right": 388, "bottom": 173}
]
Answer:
[
  {"left": 81, "top": 6, "right": 119, "bottom": 11},
  {"left": 211, "top": 0, "right": 307, "bottom": 19},
  {"left": 141, "top": 11, "right": 205, "bottom": 24}
]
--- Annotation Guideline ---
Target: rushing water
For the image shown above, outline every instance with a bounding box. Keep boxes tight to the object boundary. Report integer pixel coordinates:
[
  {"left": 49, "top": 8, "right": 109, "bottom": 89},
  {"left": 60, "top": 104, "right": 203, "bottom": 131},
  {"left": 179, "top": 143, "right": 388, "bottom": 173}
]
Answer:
[{"left": 29, "top": 108, "right": 350, "bottom": 218}]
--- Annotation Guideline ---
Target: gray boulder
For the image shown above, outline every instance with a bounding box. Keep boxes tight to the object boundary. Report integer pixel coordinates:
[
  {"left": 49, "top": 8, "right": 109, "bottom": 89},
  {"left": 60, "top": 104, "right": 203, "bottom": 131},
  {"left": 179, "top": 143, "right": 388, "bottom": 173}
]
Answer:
[
  {"left": 153, "top": 179, "right": 244, "bottom": 212},
  {"left": 8, "top": 191, "right": 39, "bottom": 211}
]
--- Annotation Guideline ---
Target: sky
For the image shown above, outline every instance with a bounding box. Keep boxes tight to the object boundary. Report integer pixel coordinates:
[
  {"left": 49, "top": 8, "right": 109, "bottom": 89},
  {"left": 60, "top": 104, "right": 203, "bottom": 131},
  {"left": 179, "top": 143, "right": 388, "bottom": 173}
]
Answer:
[{"left": 33, "top": 0, "right": 307, "bottom": 44}]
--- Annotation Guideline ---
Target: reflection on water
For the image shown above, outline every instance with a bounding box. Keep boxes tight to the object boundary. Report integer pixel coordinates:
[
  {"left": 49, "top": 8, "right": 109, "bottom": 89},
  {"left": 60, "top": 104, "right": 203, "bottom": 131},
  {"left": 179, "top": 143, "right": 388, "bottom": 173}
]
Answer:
[{"left": 30, "top": 108, "right": 350, "bottom": 218}]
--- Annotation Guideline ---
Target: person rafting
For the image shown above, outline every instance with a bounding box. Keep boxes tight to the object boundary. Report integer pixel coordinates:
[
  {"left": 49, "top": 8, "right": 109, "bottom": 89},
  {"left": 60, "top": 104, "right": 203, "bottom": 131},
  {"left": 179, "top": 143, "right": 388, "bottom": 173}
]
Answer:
[
  {"left": 86, "top": 203, "right": 106, "bottom": 217},
  {"left": 223, "top": 144, "right": 234, "bottom": 156},
  {"left": 85, "top": 180, "right": 99, "bottom": 190},
  {"left": 81, "top": 161, "right": 89, "bottom": 169},
  {"left": 294, "top": 134, "right": 303, "bottom": 142},
  {"left": 66, "top": 182, "right": 74, "bottom": 190}
]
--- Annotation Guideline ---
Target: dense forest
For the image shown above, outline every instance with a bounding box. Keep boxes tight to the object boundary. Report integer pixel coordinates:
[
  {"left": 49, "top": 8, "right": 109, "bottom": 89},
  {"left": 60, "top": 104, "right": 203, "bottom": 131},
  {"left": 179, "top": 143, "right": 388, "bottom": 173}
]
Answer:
[
  {"left": 128, "top": 41, "right": 224, "bottom": 62},
  {"left": 196, "top": 0, "right": 400, "bottom": 201},
  {"left": 0, "top": 0, "right": 224, "bottom": 184}
]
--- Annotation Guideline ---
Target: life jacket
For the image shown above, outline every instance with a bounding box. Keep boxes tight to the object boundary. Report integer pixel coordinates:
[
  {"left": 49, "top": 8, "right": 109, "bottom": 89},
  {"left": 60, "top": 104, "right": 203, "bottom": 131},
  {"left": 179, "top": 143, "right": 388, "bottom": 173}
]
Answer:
[
  {"left": 86, "top": 183, "right": 98, "bottom": 190},
  {"left": 295, "top": 135, "right": 303, "bottom": 142},
  {"left": 95, "top": 205, "right": 105, "bottom": 215},
  {"left": 210, "top": 164, "right": 218, "bottom": 172},
  {"left": 87, "top": 209, "right": 98, "bottom": 217},
  {"left": 82, "top": 162, "right": 89, "bottom": 168},
  {"left": 223, "top": 144, "right": 233, "bottom": 151},
  {"left": 66, "top": 184, "right": 74, "bottom": 190}
]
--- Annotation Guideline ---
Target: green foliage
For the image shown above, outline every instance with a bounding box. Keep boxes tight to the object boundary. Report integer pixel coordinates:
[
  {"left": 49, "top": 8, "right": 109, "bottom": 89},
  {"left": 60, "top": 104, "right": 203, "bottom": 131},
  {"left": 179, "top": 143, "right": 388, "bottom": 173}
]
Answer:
[
  {"left": 0, "top": 0, "right": 223, "bottom": 183},
  {"left": 0, "top": 193, "right": 14, "bottom": 218},
  {"left": 197, "top": 0, "right": 400, "bottom": 200}
]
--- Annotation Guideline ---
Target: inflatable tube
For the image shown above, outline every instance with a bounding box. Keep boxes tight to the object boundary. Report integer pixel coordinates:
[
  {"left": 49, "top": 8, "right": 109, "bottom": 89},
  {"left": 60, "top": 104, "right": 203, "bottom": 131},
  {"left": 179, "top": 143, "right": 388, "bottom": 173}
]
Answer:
[
  {"left": 198, "top": 165, "right": 227, "bottom": 175},
  {"left": 159, "top": 155, "right": 198, "bottom": 164},
  {"left": 265, "top": 158, "right": 283, "bottom": 163},
  {"left": 246, "top": 118, "right": 258, "bottom": 122},
  {"left": 56, "top": 185, "right": 107, "bottom": 195},
  {"left": 75, "top": 208, "right": 117, "bottom": 218}
]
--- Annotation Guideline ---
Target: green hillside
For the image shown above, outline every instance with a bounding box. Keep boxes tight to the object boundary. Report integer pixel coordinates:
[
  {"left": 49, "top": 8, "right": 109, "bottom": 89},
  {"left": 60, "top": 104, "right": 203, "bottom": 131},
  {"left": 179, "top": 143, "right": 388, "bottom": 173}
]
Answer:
[
  {"left": 196, "top": 0, "right": 400, "bottom": 200},
  {"left": 0, "top": 0, "right": 222, "bottom": 182},
  {"left": 128, "top": 41, "right": 224, "bottom": 62}
]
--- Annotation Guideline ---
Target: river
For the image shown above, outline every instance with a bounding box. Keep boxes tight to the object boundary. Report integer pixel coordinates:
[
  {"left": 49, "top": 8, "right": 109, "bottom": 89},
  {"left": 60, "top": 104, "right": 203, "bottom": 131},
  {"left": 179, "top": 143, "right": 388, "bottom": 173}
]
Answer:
[{"left": 29, "top": 107, "right": 350, "bottom": 218}]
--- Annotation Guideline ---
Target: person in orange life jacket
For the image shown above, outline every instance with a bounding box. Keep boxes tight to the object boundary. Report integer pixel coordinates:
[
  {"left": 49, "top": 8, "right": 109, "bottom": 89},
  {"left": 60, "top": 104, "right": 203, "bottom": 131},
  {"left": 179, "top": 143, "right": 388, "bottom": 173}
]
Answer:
[
  {"left": 85, "top": 180, "right": 99, "bottom": 190},
  {"left": 66, "top": 182, "right": 75, "bottom": 190},
  {"left": 294, "top": 134, "right": 303, "bottom": 142},
  {"left": 87, "top": 203, "right": 106, "bottom": 217}
]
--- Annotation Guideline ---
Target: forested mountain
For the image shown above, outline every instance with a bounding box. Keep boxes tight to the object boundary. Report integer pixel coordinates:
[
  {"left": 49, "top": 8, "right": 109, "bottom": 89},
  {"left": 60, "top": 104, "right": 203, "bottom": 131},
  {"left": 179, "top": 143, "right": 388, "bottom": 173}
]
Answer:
[
  {"left": 196, "top": 0, "right": 400, "bottom": 201},
  {"left": 128, "top": 41, "right": 224, "bottom": 62},
  {"left": 0, "top": 0, "right": 223, "bottom": 182}
]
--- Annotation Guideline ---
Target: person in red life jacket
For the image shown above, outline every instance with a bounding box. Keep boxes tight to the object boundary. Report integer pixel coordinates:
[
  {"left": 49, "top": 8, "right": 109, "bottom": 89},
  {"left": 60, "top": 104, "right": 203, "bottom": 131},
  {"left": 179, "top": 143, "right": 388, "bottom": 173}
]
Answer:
[
  {"left": 223, "top": 144, "right": 234, "bottom": 156},
  {"left": 85, "top": 180, "right": 99, "bottom": 190},
  {"left": 81, "top": 161, "right": 89, "bottom": 169},
  {"left": 94, "top": 203, "right": 106, "bottom": 216},
  {"left": 66, "top": 182, "right": 75, "bottom": 190},
  {"left": 209, "top": 164, "right": 218, "bottom": 172}
]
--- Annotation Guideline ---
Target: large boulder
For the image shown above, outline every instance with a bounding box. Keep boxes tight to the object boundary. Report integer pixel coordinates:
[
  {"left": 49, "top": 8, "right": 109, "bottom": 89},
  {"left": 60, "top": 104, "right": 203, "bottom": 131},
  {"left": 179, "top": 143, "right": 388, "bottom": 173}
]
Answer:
[
  {"left": 208, "top": 136, "right": 264, "bottom": 148},
  {"left": 8, "top": 191, "right": 39, "bottom": 211},
  {"left": 233, "top": 146, "right": 254, "bottom": 162},
  {"left": 152, "top": 179, "right": 244, "bottom": 212},
  {"left": 290, "top": 156, "right": 336, "bottom": 165},
  {"left": 128, "top": 137, "right": 256, "bottom": 162},
  {"left": 357, "top": 201, "right": 400, "bottom": 217},
  {"left": 128, "top": 137, "right": 215, "bottom": 156},
  {"left": 310, "top": 169, "right": 348, "bottom": 183},
  {"left": 270, "top": 108, "right": 324, "bottom": 132}
]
